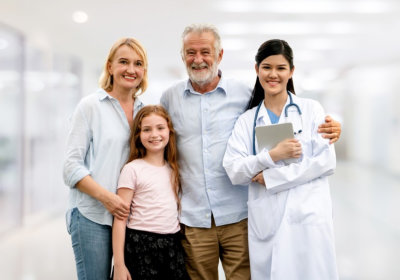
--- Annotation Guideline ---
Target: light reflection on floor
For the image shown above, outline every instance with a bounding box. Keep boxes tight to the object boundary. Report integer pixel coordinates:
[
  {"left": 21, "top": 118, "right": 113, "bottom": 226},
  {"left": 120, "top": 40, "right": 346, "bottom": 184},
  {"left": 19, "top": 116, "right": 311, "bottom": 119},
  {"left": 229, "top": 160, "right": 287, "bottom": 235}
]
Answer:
[{"left": 0, "top": 161, "right": 399, "bottom": 280}]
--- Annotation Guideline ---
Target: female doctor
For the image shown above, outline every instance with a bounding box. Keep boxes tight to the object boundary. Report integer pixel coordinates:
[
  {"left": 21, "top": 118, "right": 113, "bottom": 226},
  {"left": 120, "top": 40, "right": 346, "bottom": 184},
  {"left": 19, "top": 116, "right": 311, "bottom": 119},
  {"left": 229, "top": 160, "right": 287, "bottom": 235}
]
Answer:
[{"left": 223, "top": 39, "right": 338, "bottom": 280}]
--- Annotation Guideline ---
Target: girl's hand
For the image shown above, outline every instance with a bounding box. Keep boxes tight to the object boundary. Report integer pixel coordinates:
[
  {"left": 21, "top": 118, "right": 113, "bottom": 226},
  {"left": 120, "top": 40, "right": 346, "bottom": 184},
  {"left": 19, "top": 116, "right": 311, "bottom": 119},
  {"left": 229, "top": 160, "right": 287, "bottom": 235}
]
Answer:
[
  {"left": 113, "top": 264, "right": 132, "bottom": 280},
  {"left": 269, "top": 138, "right": 302, "bottom": 162},
  {"left": 318, "top": 115, "right": 341, "bottom": 144},
  {"left": 252, "top": 172, "right": 265, "bottom": 186},
  {"left": 101, "top": 192, "right": 130, "bottom": 220}
]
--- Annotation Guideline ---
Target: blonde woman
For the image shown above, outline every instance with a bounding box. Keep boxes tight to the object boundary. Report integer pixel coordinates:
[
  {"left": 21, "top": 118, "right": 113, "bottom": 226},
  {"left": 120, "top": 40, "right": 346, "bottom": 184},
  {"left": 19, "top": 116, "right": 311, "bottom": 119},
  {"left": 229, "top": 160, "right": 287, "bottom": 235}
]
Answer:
[{"left": 63, "top": 37, "right": 148, "bottom": 280}]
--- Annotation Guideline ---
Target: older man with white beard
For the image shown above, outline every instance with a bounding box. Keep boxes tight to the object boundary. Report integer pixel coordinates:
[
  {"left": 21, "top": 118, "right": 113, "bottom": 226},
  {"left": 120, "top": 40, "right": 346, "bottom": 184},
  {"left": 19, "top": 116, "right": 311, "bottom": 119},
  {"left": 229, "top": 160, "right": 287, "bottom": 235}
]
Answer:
[
  {"left": 161, "top": 23, "right": 251, "bottom": 280},
  {"left": 160, "top": 23, "right": 341, "bottom": 280}
]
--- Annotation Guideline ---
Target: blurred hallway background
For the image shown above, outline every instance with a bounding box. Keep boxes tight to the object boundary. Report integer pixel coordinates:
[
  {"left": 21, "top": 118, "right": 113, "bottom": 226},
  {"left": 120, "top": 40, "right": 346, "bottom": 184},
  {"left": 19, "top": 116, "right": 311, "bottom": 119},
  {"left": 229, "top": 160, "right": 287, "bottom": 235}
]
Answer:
[{"left": 1, "top": 0, "right": 400, "bottom": 279}]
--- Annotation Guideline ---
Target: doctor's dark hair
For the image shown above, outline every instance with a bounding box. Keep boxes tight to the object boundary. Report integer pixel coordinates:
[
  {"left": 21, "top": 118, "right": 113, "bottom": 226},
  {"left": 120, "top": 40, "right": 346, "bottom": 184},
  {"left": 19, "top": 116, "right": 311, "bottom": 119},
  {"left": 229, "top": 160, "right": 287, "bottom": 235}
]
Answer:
[{"left": 247, "top": 39, "right": 295, "bottom": 109}]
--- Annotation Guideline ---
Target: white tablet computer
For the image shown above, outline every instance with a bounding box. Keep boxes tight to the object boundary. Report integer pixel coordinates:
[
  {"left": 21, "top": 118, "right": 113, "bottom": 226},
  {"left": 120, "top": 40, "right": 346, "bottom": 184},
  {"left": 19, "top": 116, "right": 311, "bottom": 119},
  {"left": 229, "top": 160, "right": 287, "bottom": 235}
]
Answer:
[{"left": 255, "top": 122, "right": 297, "bottom": 164}]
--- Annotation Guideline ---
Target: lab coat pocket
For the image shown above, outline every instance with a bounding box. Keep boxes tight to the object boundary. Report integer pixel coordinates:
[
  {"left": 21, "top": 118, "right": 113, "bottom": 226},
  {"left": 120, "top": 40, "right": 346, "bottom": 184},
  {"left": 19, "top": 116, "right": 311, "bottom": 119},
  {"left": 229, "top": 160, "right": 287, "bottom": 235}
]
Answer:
[
  {"left": 287, "top": 181, "right": 327, "bottom": 225},
  {"left": 248, "top": 194, "right": 279, "bottom": 241}
]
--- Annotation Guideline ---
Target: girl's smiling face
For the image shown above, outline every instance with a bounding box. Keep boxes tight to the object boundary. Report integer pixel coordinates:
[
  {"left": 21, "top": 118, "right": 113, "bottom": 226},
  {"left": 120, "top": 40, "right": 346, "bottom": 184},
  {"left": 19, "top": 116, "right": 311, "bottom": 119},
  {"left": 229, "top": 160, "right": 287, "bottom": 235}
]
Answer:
[{"left": 140, "top": 113, "right": 170, "bottom": 155}]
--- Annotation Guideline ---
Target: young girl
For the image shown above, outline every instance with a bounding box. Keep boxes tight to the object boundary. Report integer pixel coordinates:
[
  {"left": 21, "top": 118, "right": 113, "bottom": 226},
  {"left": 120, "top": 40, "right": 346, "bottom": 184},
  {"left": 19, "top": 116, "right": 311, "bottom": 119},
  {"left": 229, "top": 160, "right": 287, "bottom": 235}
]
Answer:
[
  {"left": 112, "top": 105, "right": 188, "bottom": 280},
  {"left": 223, "top": 39, "right": 338, "bottom": 279}
]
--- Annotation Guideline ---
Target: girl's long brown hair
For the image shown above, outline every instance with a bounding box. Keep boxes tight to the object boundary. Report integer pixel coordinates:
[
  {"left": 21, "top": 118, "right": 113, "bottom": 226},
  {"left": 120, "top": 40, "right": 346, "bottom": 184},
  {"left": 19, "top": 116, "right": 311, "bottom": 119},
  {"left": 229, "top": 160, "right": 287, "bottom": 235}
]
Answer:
[{"left": 126, "top": 105, "right": 181, "bottom": 211}]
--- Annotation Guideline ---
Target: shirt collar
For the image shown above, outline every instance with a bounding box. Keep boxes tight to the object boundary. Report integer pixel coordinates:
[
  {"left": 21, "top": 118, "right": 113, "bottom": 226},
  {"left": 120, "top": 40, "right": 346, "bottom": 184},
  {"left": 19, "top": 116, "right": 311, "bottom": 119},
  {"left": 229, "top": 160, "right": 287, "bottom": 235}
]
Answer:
[
  {"left": 97, "top": 88, "right": 143, "bottom": 108},
  {"left": 133, "top": 96, "right": 144, "bottom": 110},
  {"left": 256, "top": 102, "right": 269, "bottom": 125},
  {"left": 256, "top": 92, "right": 294, "bottom": 124},
  {"left": 183, "top": 69, "right": 227, "bottom": 96},
  {"left": 98, "top": 88, "right": 111, "bottom": 101}
]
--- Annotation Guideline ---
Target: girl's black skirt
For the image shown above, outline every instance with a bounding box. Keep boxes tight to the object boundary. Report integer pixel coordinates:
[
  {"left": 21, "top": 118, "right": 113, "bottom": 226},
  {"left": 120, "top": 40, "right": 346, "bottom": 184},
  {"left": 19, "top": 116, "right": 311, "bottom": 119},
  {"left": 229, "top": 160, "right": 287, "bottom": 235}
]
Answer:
[{"left": 124, "top": 227, "right": 189, "bottom": 280}]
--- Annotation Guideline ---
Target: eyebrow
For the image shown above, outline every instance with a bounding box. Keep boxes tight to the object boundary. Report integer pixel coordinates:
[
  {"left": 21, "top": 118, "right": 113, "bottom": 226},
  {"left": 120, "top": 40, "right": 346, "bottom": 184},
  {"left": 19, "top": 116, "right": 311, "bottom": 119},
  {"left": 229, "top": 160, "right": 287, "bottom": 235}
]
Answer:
[
  {"left": 117, "top": 57, "right": 143, "bottom": 62},
  {"left": 142, "top": 123, "right": 167, "bottom": 127},
  {"left": 260, "top": 63, "right": 288, "bottom": 66},
  {"left": 186, "top": 47, "right": 212, "bottom": 52}
]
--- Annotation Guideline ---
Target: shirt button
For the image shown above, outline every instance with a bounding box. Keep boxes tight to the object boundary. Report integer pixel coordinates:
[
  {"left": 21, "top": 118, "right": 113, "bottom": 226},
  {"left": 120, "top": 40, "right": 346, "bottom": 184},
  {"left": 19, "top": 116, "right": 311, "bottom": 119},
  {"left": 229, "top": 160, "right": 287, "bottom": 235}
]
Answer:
[{"left": 206, "top": 213, "right": 210, "bottom": 218}]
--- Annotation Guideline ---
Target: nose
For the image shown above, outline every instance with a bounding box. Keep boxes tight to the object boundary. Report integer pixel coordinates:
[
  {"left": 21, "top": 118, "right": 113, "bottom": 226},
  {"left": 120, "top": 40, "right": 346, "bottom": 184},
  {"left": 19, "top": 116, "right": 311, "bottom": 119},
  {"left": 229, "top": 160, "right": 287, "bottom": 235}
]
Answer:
[
  {"left": 268, "top": 68, "right": 277, "bottom": 77},
  {"left": 127, "top": 63, "right": 135, "bottom": 73},
  {"left": 193, "top": 53, "right": 203, "bottom": 64},
  {"left": 150, "top": 129, "right": 158, "bottom": 138}
]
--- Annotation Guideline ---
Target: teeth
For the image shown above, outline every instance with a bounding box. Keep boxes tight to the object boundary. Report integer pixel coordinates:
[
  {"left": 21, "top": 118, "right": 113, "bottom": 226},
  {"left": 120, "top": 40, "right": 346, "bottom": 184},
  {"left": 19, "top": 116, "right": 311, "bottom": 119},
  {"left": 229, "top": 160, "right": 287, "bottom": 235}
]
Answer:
[
  {"left": 124, "top": 76, "right": 136, "bottom": 80},
  {"left": 191, "top": 63, "right": 208, "bottom": 70}
]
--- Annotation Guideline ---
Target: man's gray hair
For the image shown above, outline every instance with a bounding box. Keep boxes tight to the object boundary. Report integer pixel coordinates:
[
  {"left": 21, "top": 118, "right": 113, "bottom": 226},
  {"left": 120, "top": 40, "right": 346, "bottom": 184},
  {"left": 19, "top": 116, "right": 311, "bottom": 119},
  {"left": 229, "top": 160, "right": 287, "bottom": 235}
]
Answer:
[{"left": 181, "top": 23, "right": 222, "bottom": 58}]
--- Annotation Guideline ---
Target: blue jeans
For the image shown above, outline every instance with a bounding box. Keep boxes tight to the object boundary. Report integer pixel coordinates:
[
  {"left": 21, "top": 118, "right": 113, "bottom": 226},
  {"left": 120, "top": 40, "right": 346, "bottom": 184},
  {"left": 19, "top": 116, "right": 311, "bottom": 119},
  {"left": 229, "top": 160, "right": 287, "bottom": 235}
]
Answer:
[{"left": 68, "top": 208, "right": 112, "bottom": 280}]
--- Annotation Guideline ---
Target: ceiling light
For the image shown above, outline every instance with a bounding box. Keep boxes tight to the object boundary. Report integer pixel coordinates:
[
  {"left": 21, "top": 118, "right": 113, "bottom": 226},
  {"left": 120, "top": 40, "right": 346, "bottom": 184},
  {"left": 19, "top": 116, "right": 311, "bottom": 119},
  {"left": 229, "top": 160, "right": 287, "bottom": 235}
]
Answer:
[{"left": 72, "top": 11, "right": 88, "bottom": 23}]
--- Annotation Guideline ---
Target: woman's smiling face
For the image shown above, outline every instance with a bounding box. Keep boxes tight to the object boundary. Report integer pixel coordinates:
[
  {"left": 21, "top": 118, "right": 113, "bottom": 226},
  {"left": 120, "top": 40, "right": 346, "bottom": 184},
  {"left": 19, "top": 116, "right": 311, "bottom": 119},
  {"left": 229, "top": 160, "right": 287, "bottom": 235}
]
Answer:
[
  {"left": 256, "top": 54, "right": 294, "bottom": 97},
  {"left": 107, "top": 45, "right": 145, "bottom": 92}
]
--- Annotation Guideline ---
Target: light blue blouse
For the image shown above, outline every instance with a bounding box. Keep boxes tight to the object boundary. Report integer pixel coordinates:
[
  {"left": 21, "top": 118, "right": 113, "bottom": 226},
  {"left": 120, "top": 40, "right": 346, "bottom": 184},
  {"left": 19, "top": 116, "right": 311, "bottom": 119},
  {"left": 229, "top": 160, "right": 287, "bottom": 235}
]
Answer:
[{"left": 63, "top": 88, "right": 144, "bottom": 226}]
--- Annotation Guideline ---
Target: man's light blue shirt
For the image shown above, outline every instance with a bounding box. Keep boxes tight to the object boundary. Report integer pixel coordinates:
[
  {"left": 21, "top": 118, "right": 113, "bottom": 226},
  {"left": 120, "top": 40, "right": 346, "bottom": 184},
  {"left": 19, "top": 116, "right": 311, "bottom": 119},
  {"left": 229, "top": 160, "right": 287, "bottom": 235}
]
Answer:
[
  {"left": 63, "top": 88, "right": 144, "bottom": 226},
  {"left": 160, "top": 72, "right": 252, "bottom": 228}
]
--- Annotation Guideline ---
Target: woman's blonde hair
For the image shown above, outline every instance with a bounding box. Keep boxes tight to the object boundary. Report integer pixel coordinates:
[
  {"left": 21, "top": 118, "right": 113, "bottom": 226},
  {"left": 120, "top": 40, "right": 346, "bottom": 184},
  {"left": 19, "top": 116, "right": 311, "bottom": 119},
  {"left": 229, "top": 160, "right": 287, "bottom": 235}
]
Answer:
[{"left": 99, "top": 37, "right": 148, "bottom": 97}]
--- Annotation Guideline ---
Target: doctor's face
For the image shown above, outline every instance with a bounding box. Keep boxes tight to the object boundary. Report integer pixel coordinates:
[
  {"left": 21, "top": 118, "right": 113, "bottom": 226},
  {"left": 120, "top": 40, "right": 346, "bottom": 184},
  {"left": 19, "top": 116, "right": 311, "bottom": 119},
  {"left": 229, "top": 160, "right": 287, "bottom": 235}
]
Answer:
[{"left": 256, "top": 54, "right": 294, "bottom": 97}]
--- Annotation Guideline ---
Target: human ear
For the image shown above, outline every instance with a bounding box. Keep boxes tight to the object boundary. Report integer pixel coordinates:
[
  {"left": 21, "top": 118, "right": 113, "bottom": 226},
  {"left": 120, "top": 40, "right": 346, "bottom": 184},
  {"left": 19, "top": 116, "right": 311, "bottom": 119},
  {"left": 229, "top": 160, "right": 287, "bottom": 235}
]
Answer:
[
  {"left": 217, "top": 48, "right": 224, "bottom": 63},
  {"left": 255, "top": 64, "right": 259, "bottom": 75},
  {"left": 107, "top": 61, "right": 112, "bottom": 75},
  {"left": 289, "top": 65, "right": 295, "bottom": 78}
]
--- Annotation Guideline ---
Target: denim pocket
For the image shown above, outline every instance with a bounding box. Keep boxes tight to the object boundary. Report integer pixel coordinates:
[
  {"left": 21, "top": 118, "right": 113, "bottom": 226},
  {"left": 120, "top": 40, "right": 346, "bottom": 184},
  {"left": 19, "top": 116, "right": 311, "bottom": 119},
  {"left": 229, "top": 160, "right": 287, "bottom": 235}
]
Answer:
[{"left": 66, "top": 207, "right": 76, "bottom": 234}]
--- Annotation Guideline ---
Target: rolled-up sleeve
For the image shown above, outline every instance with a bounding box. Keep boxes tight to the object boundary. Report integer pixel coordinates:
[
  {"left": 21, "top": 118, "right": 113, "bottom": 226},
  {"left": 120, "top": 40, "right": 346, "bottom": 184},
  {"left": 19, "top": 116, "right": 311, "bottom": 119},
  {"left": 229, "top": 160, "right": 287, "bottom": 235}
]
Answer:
[{"left": 63, "top": 103, "right": 91, "bottom": 188}]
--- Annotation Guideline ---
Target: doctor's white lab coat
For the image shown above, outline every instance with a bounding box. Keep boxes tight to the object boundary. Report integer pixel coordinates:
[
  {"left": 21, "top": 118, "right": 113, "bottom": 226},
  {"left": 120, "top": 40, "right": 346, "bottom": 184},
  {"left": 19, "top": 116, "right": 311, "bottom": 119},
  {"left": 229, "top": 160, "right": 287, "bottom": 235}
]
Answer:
[{"left": 223, "top": 94, "right": 338, "bottom": 280}]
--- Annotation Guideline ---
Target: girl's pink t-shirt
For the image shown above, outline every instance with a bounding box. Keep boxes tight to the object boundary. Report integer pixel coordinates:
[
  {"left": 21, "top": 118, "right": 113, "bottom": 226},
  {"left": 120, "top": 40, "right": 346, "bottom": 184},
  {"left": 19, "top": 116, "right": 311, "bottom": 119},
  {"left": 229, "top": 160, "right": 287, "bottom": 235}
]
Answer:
[{"left": 117, "top": 159, "right": 180, "bottom": 234}]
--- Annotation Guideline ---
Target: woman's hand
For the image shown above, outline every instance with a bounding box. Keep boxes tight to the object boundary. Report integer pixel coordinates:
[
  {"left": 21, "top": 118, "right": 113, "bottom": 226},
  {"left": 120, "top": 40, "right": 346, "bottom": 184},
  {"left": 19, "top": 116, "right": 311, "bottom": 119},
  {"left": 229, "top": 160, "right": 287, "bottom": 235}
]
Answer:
[
  {"left": 269, "top": 138, "right": 302, "bottom": 162},
  {"left": 76, "top": 176, "right": 130, "bottom": 220},
  {"left": 101, "top": 192, "right": 130, "bottom": 220},
  {"left": 113, "top": 264, "right": 132, "bottom": 280},
  {"left": 318, "top": 115, "right": 341, "bottom": 144}
]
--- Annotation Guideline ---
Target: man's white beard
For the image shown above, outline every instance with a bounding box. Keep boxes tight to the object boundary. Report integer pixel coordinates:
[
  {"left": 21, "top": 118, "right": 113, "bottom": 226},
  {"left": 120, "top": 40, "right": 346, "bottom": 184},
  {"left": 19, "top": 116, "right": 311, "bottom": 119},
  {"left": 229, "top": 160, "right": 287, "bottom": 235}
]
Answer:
[{"left": 187, "top": 61, "right": 218, "bottom": 86}]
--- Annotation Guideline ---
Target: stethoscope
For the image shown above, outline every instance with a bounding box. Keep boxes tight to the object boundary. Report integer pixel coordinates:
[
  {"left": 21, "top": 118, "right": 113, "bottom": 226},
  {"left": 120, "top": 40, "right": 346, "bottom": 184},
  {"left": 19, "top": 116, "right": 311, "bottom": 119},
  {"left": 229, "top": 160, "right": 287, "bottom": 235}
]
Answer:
[{"left": 252, "top": 91, "right": 303, "bottom": 155}]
